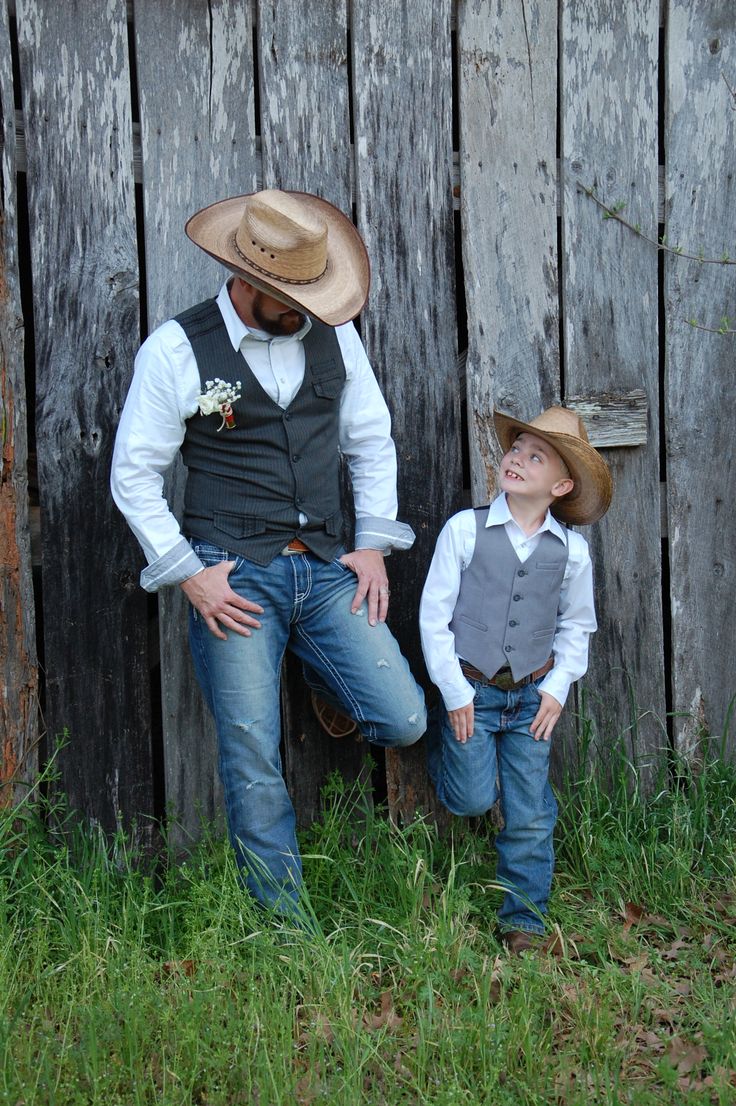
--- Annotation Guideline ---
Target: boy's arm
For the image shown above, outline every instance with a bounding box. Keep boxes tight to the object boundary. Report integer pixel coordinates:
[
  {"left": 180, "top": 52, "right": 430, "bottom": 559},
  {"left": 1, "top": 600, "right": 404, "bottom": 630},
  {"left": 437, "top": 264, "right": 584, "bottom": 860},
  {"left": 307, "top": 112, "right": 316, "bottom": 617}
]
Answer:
[
  {"left": 537, "top": 533, "right": 597, "bottom": 715},
  {"left": 419, "top": 513, "right": 476, "bottom": 713}
]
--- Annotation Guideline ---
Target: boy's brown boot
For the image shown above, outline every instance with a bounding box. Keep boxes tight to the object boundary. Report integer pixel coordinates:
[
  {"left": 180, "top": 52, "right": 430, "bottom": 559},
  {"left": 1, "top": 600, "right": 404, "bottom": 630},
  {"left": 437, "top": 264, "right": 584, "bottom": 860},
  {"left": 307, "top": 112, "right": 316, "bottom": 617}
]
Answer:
[{"left": 501, "top": 929, "right": 544, "bottom": 955}]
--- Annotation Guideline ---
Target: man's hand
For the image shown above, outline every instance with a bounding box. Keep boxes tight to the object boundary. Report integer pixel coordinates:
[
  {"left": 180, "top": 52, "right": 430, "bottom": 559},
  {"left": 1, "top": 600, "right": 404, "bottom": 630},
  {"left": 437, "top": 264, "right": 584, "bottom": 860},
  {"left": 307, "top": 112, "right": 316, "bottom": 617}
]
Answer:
[
  {"left": 530, "top": 690, "right": 562, "bottom": 741},
  {"left": 339, "top": 548, "right": 389, "bottom": 626},
  {"left": 180, "top": 561, "right": 264, "bottom": 640},
  {"left": 447, "top": 702, "right": 474, "bottom": 743}
]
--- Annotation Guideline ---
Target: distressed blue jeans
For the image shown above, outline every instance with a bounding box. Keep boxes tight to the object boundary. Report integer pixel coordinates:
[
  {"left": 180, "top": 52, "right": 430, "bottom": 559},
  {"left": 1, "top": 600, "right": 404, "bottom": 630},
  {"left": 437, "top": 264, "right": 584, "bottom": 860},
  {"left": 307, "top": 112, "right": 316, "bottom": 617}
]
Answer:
[
  {"left": 187, "top": 540, "right": 426, "bottom": 914},
  {"left": 427, "top": 675, "right": 557, "bottom": 934}
]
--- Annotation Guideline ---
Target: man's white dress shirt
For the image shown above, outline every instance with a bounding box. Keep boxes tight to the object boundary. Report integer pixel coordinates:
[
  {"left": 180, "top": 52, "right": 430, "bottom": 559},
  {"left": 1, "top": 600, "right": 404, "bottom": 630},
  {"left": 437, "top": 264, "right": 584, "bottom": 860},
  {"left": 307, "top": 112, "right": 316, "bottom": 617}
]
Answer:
[
  {"left": 419, "top": 494, "right": 597, "bottom": 712},
  {"left": 111, "top": 283, "right": 412, "bottom": 591}
]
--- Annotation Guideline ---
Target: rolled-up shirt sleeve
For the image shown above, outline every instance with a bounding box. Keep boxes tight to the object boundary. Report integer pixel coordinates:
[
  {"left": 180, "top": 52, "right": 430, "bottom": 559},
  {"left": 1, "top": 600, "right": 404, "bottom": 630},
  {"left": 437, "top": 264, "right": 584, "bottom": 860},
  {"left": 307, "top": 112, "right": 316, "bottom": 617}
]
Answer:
[
  {"left": 110, "top": 322, "right": 204, "bottom": 591},
  {"left": 336, "top": 323, "right": 415, "bottom": 553}
]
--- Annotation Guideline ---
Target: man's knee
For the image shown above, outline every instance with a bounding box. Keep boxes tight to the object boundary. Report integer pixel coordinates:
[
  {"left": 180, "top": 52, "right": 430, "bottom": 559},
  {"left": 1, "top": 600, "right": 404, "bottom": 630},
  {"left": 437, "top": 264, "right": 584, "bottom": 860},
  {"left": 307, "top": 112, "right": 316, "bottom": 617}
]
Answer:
[{"left": 373, "top": 701, "right": 427, "bottom": 747}]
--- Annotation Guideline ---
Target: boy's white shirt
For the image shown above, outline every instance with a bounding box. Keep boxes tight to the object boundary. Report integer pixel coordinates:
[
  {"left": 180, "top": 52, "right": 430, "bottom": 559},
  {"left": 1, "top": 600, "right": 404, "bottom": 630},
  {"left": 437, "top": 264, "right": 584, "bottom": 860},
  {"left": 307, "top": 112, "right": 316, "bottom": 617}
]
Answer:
[{"left": 419, "top": 493, "right": 597, "bottom": 712}]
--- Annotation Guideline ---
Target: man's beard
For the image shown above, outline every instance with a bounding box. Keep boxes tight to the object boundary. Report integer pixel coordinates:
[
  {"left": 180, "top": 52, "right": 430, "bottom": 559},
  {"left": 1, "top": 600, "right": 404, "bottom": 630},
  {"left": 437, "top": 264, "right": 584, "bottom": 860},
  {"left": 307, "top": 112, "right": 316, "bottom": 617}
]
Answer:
[{"left": 251, "top": 292, "right": 306, "bottom": 337}]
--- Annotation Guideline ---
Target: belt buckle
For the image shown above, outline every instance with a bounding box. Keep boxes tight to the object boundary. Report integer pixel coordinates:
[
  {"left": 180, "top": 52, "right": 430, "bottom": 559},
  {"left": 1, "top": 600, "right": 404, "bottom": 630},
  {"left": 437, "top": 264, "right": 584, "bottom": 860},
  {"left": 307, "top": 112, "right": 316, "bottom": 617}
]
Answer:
[{"left": 492, "top": 670, "right": 517, "bottom": 691}]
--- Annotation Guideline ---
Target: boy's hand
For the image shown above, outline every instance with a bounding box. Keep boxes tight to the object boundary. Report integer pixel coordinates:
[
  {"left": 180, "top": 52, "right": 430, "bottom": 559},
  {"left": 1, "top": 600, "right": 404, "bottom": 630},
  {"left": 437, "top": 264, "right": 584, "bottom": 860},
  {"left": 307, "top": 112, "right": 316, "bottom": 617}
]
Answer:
[
  {"left": 448, "top": 702, "right": 474, "bottom": 743},
  {"left": 530, "top": 691, "right": 562, "bottom": 741}
]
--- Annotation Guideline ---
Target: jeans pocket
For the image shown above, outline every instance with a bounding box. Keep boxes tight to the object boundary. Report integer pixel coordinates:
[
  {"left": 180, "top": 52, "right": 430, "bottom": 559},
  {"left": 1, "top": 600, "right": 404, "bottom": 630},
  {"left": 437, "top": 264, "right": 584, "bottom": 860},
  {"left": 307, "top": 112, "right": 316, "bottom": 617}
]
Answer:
[{"left": 190, "top": 539, "right": 232, "bottom": 568}]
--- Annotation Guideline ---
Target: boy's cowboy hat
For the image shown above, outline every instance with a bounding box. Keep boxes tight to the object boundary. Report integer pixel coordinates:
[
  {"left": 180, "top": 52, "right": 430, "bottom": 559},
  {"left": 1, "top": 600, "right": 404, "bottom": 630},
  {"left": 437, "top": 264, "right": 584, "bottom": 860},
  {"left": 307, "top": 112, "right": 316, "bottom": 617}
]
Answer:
[
  {"left": 493, "top": 406, "right": 613, "bottom": 526},
  {"left": 185, "top": 189, "right": 370, "bottom": 326}
]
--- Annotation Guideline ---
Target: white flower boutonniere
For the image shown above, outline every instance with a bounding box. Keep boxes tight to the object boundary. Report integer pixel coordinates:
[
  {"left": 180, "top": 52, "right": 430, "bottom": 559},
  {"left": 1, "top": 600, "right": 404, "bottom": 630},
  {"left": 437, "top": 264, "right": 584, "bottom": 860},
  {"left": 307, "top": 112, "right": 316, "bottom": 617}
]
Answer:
[{"left": 196, "top": 377, "right": 242, "bottom": 431}]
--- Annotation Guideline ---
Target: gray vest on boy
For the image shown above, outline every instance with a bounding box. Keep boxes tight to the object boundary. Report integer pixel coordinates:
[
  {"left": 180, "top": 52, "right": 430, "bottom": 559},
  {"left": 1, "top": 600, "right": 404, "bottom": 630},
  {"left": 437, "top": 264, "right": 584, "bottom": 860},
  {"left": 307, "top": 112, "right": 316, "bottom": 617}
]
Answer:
[
  {"left": 449, "top": 508, "right": 569, "bottom": 681},
  {"left": 177, "top": 298, "right": 346, "bottom": 566}
]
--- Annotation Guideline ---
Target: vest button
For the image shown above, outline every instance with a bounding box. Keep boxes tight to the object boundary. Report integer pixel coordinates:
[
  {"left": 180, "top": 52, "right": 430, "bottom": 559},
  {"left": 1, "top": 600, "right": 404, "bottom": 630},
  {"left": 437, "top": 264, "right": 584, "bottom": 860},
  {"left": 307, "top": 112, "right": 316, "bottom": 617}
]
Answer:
[
  {"left": 295, "top": 497, "right": 303, "bottom": 506},
  {"left": 508, "top": 620, "right": 517, "bottom": 627},
  {"left": 517, "top": 569, "right": 526, "bottom": 577},
  {"left": 284, "top": 413, "right": 292, "bottom": 421},
  {"left": 504, "top": 645, "right": 513, "bottom": 653},
  {"left": 513, "top": 594, "right": 522, "bottom": 601},
  {"left": 292, "top": 454, "right": 300, "bottom": 462}
]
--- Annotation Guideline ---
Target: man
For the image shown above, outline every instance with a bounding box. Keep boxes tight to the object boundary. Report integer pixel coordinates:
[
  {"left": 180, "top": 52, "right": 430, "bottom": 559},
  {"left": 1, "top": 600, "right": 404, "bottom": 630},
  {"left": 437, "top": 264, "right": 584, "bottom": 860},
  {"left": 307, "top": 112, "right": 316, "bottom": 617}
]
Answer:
[{"left": 111, "top": 189, "right": 426, "bottom": 917}]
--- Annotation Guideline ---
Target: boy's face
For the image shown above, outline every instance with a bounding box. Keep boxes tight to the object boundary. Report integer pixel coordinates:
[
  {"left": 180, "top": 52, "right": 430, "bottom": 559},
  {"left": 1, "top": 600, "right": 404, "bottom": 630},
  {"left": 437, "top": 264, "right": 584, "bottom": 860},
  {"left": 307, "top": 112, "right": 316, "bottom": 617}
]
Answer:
[{"left": 498, "top": 432, "right": 574, "bottom": 505}]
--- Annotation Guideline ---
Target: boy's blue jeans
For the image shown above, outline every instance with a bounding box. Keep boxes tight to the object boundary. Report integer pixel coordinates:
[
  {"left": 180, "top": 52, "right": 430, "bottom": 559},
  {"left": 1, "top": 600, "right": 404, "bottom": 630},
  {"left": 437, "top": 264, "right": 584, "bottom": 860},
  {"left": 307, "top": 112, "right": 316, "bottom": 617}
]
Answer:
[
  {"left": 187, "top": 540, "right": 426, "bottom": 915},
  {"left": 428, "top": 674, "right": 557, "bottom": 935}
]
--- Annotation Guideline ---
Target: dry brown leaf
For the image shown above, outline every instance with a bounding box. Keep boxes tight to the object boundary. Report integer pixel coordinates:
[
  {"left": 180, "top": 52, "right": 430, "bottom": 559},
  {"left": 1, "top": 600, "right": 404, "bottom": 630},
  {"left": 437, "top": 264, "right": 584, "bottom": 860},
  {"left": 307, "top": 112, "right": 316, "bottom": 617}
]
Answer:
[
  {"left": 661, "top": 938, "right": 690, "bottom": 961},
  {"left": 666, "top": 1040, "right": 707, "bottom": 1075},
  {"left": 622, "top": 901, "right": 646, "bottom": 933},
  {"left": 159, "top": 959, "right": 196, "bottom": 978},
  {"left": 364, "top": 990, "right": 403, "bottom": 1032},
  {"left": 622, "top": 952, "right": 650, "bottom": 972}
]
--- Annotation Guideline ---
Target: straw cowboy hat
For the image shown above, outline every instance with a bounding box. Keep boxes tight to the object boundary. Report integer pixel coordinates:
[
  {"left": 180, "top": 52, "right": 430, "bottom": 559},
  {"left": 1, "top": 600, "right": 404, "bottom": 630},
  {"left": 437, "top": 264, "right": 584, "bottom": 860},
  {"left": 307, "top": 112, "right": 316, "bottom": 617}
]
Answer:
[
  {"left": 185, "top": 189, "right": 370, "bottom": 327},
  {"left": 493, "top": 406, "right": 613, "bottom": 526}
]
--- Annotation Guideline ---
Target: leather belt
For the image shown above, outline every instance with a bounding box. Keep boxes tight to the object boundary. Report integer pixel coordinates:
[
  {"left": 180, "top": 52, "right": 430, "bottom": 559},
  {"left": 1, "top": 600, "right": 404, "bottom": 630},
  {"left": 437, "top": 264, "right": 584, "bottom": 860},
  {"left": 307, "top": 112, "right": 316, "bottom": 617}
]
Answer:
[
  {"left": 460, "top": 656, "right": 554, "bottom": 691},
  {"left": 281, "top": 537, "right": 311, "bottom": 555}
]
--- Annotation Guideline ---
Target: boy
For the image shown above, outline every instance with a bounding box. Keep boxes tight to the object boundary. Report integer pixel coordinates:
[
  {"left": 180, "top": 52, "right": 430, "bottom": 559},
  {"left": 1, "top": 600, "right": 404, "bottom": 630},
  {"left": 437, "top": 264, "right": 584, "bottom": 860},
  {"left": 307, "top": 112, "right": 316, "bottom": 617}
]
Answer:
[{"left": 419, "top": 406, "right": 613, "bottom": 953}]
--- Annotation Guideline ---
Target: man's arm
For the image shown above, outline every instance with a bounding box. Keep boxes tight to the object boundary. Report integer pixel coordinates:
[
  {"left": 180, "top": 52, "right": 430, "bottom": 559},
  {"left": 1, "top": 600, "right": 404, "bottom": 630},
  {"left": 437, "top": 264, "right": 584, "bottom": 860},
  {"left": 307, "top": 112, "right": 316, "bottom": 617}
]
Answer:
[{"left": 111, "top": 322, "right": 204, "bottom": 589}]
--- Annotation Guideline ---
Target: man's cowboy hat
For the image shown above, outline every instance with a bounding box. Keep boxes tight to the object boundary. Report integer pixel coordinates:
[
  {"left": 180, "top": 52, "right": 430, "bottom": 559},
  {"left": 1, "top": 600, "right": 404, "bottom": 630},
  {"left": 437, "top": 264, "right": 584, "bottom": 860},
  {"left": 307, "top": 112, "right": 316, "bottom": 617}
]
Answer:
[
  {"left": 185, "top": 190, "right": 370, "bottom": 326},
  {"left": 493, "top": 406, "right": 613, "bottom": 526}
]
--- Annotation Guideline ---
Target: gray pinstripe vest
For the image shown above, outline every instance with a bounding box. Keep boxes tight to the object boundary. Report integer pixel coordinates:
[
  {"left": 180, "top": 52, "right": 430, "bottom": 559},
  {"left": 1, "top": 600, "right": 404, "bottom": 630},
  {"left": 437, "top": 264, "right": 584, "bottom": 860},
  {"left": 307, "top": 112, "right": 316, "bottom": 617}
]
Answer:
[
  {"left": 177, "top": 298, "right": 346, "bottom": 565},
  {"left": 449, "top": 509, "right": 569, "bottom": 681}
]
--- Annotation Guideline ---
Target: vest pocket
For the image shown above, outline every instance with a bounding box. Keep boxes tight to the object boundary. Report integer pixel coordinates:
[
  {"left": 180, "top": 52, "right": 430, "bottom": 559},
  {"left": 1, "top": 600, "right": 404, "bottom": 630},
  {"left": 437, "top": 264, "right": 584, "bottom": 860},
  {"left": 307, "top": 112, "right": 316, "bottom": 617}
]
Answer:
[
  {"left": 456, "top": 612, "right": 488, "bottom": 632},
  {"left": 535, "top": 561, "right": 563, "bottom": 570},
  {"left": 532, "top": 628, "right": 555, "bottom": 639},
  {"left": 213, "top": 512, "right": 267, "bottom": 539},
  {"left": 312, "top": 376, "right": 343, "bottom": 399}
]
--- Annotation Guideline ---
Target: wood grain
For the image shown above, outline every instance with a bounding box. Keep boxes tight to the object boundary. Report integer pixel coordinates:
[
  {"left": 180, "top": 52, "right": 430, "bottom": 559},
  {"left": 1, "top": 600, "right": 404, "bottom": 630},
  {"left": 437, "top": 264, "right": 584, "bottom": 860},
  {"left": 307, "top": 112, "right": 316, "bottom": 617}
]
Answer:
[
  {"left": 0, "top": 0, "right": 38, "bottom": 805},
  {"left": 561, "top": 0, "right": 665, "bottom": 787},
  {"left": 16, "top": 0, "right": 153, "bottom": 838},
  {"left": 665, "top": 1, "right": 736, "bottom": 763}
]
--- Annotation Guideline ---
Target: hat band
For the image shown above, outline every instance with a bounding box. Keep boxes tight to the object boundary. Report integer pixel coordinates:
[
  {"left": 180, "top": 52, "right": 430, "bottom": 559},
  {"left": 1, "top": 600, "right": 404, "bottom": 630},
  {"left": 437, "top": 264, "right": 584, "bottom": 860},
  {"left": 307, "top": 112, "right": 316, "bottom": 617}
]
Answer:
[{"left": 233, "top": 238, "right": 328, "bottom": 286}]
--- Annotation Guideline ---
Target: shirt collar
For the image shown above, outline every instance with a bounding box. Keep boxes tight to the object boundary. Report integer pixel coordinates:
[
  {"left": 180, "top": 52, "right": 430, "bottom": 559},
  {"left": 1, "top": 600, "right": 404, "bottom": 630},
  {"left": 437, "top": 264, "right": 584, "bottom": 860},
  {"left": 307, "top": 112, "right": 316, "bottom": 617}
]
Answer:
[
  {"left": 485, "top": 492, "right": 568, "bottom": 544},
  {"left": 216, "top": 281, "right": 312, "bottom": 350}
]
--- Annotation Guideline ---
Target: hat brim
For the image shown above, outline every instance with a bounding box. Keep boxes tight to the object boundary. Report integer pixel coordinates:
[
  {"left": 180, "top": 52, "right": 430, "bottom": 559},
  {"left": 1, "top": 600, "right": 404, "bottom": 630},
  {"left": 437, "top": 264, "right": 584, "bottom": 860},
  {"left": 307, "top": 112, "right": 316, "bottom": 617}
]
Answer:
[
  {"left": 493, "top": 411, "right": 613, "bottom": 526},
  {"left": 185, "top": 192, "right": 370, "bottom": 327}
]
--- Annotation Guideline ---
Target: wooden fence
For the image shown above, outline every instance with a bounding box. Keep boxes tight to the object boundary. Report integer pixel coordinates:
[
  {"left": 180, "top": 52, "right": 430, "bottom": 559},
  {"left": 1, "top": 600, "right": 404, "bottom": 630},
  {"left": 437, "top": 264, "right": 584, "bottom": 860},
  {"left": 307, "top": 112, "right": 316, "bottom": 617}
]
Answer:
[{"left": 2, "top": 0, "right": 734, "bottom": 849}]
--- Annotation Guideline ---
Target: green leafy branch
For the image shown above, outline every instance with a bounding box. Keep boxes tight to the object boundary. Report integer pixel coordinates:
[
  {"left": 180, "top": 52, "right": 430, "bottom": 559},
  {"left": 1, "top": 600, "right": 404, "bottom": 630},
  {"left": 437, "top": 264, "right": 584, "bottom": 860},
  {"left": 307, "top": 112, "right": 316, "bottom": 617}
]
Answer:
[
  {"left": 577, "top": 183, "right": 735, "bottom": 337},
  {"left": 577, "top": 184, "right": 734, "bottom": 267}
]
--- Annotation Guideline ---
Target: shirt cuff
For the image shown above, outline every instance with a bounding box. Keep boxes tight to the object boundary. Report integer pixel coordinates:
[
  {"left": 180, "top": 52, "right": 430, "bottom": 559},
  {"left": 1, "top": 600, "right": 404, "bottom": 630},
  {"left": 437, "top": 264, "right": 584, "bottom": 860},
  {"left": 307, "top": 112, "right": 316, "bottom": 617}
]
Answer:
[
  {"left": 140, "top": 537, "right": 204, "bottom": 593},
  {"left": 355, "top": 516, "right": 415, "bottom": 554},
  {"left": 538, "top": 670, "right": 571, "bottom": 709}
]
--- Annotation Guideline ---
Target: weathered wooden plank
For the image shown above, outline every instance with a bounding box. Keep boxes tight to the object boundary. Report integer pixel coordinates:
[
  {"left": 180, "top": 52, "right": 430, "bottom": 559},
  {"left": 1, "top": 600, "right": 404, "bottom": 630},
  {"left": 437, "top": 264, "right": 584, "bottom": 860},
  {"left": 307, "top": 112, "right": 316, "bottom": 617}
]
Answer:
[
  {"left": 561, "top": 0, "right": 665, "bottom": 787},
  {"left": 458, "top": 0, "right": 561, "bottom": 504},
  {"left": 566, "top": 389, "right": 648, "bottom": 448},
  {"left": 0, "top": 0, "right": 38, "bottom": 806},
  {"left": 351, "top": 0, "right": 461, "bottom": 823},
  {"left": 134, "top": 0, "right": 259, "bottom": 846},
  {"left": 665, "top": 1, "right": 736, "bottom": 763},
  {"left": 256, "top": 0, "right": 370, "bottom": 828},
  {"left": 15, "top": 0, "right": 153, "bottom": 837}
]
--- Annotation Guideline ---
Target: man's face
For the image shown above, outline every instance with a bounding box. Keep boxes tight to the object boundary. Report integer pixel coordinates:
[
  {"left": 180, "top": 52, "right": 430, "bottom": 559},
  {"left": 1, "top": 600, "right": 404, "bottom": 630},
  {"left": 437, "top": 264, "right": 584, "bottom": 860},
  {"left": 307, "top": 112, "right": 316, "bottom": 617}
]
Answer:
[
  {"left": 498, "top": 432, "right": 573, "bottom": 502},
  {"left": 250, "top": 289, "right": 306, "bottom": 337}
]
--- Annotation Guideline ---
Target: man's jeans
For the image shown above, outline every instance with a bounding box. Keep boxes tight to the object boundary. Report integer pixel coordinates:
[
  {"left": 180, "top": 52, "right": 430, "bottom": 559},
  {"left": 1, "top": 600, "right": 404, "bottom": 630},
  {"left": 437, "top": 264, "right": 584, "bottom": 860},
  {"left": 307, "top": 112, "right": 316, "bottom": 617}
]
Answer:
[
  {"left": 187, "top": 540, "right": 426, "bottom": 914},
  {"left": 428, "top": 675, "right": 557, "bottom": 934}
]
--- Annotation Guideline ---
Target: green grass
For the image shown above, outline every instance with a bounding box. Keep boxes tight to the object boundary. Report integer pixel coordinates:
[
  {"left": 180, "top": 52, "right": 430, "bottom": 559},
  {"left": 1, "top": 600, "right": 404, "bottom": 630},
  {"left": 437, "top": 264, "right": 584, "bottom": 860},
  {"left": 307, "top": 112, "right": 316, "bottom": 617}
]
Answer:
[{"left": 1, "top": 744, "right": 735, "bottom": 1106}]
